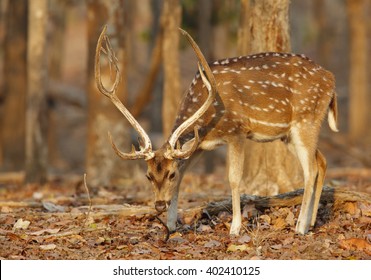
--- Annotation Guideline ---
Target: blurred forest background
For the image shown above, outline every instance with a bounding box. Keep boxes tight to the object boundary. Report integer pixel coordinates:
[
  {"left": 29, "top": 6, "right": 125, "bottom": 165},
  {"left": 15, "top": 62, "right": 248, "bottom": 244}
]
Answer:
[{"left": 0, "top": 0, "right": 370, "bottom": 190}]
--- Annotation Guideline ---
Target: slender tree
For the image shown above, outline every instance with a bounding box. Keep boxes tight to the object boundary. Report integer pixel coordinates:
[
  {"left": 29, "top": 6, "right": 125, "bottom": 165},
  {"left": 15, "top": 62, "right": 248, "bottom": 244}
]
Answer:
[
  {"left": 161, "top": 0, "right": 182, "bottom": 137},
  {"left": 25, "top": 0, "right": 49, "bottom": 183},
  {"left": 347, "top": 0, "right": 368, "bottom": 142},
  {"left": 1, "top": 0, "right": 27, "bottom": 171},
  {"left": 47, "top": 0, "right": 67, "bottom": 169},
  {"left": 198, "top": 0, "right": 217, "bottom": 174},
  {"left": 86, "top": 0, "right": 132, "bottom": 186}
]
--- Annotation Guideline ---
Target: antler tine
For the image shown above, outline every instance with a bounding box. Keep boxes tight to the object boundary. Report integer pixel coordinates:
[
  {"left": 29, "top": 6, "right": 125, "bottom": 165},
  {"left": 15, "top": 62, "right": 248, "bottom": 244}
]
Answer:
[
  {"left": 167, "top": 126, "right": 200, "bottom": 159},
  {"left": 108, "top": 132, "right": 151, "bottom": 160},
  {"left": 179, "top": 28, "right": 216, "bottom": 91},
  {"left": 166, "top": 29, "right": 217, "bottom": 158},
  {"left": 95, "top": 25, "right": 154, "bottom": 161},
  {"left": 95, "top": 25, "right": 120, "bottom": 97}
]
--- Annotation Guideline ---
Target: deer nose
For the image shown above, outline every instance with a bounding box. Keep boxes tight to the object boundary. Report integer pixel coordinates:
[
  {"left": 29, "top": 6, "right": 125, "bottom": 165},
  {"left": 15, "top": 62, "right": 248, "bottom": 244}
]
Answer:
[{"left": 155, "top": 201, "right": 168, "bottom": 213}]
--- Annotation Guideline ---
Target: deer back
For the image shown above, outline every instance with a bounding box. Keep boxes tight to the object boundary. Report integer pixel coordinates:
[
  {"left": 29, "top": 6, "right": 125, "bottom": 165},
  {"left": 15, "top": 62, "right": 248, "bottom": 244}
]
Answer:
[{"left": 172, "top": 52, "right": 336, "bottom": 147}]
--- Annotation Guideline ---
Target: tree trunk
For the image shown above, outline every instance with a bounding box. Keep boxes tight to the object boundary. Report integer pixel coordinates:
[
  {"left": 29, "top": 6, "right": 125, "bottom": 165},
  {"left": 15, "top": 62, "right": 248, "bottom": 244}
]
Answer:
[
  {"left": 198, "top": 0, "right": 216, "bottom": 174},
  {"left": 198, "top": 0, "right": 213, "bottom": 61},
  {"left": 86, "top": 0, "right": 132, "bottom": 187},
  {"left": 47, "top": 0, "right": 67, "bottom": 170},
  {"left": 161, "top": 0, "right": 182, "bottom": 137},
  {"left": 25, "top": 0, "right": 48, "bottom": 183},
  {"left": 1, "top": 0, "right": 27, "bottom": 171},
  {"left": 237, "top": 0, "right": 251, "bottom": 55},
  {"left": 238, "top": 0, "right": 302, "bottom": 196},
  {"left": 347, "top": 0, "right": 368, "bottom": 143}
]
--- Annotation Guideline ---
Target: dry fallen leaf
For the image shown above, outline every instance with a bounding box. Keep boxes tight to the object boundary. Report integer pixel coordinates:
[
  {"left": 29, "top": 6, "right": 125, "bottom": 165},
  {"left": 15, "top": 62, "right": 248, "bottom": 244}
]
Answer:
[
  {"left": 227, "top": 244, "right": 249, "bottom": 252},
  {"left": 285, "top": 210, "right": 296, "bottom": 226},
  {"left": 40, "top": 244, "right": 56, "bottom": 250},
  {"left": 197, "top": 224, "right": 212, "bottom": 232},
  {"left": 259, "top": 214, "right": 271, "bottom": 224},
  {"left": 359, "top": 203, "right": 371, "bottom": 217},
  {"left": 270, "top": 244, "right": 283, "bottom": 250},
  {"left": 339, "top": 238, "right": 371, "bottom": 255},
  {"left": 95, "top": 237, "right": 106, "bottom": 245},
  {"left": 204, "top": 240, "right": 221, "bottom": 248},
  {"left": 13, "top": 218, "right": 30, "bottom": 230},
  {"left": 343, "top": 202, "right": 357, "bottom": 215},
  {"left": 273, "top": 217, "right": 286, "bottom": 230},
  {"left": 42, "top": 201, "right": 65, "bottom": 212},
  {"left": 237, "top": 234, "right": 251, "bottom": 244}
]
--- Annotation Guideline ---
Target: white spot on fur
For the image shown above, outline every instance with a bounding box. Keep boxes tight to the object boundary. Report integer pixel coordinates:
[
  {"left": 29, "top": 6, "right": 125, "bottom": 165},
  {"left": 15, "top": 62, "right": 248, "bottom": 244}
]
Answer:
[
  {"left": 249, "top": 117, "right": 290, "bottom": 128},
  {"left": 220, "top": 59, "right": 230, "bottom": 65}
]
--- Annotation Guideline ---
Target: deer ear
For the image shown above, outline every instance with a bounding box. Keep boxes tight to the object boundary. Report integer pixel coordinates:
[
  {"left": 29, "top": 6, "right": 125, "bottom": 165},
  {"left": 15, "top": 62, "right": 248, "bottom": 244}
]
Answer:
[
  {"left": 138, "top": 137, "right": 145, "bottom": 149},
  {"left": 180, "top": 137, "right": 197, "bottom": 155}
]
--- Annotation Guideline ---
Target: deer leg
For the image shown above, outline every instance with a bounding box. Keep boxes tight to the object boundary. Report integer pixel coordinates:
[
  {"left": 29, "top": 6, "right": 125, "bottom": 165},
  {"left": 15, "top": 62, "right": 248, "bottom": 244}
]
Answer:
[
  {"left": 310, "top": 149, "right": 327, "bottom": 227},
  {"left": 228, "top": 139, "right": 245, "bottom": 236},
  {"left": 295, "top": 152, "right": 318, "bottom": 234},
  {"left": 290, "top": 127, "right": 318, "bottom": 234}
]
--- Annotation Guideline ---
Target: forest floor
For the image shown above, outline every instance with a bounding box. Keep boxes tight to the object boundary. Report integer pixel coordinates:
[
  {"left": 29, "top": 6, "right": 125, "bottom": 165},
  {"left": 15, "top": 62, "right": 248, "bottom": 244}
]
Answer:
[{"left": 0, "top": 167, "right": 370, "bottom": 260}]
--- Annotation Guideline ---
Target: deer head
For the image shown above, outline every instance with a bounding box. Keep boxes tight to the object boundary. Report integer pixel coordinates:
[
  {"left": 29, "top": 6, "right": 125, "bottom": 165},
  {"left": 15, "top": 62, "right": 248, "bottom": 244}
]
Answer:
[{"left": 95, "top": 26, "right": 215, "bottom": 214}]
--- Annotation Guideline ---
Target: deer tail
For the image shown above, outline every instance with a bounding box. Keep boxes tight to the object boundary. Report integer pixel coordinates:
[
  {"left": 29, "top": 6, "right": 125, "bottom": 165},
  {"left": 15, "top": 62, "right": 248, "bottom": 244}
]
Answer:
[{"left": 328, "top": 92, "right": 339, "bottom": 132}]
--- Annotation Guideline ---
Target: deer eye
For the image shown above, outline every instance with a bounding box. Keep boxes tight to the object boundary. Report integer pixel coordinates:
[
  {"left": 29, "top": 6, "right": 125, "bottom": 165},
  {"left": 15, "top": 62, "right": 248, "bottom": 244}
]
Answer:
[
  {"left": 146, "top": 174, "right": 153, "bottom": 181},
  {"left": 168, "top": 172, "right": 176, "bottom": 181}
]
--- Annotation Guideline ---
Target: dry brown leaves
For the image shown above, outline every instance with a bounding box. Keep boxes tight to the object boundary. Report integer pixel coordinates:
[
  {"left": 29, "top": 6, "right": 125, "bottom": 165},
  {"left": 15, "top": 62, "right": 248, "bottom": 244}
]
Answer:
[{"left": 0, "top": 177, "right": 370, "bottom": 260}]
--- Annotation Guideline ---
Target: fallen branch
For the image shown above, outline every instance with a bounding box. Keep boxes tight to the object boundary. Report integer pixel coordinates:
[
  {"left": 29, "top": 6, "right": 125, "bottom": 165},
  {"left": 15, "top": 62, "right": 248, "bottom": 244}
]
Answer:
[
  {"left": 204, "top": 186, "right": 371, "bottom": 217},
  {"left": 0, "top": 172, "right": 24, "bottom": 183},
  {"left": 0, "top": 201, "right": 42, "bottom": 208},
  {"left": 80, "top": 173, "right": 92, "bottom": 232},
  {"left": 0, "top": 226, "right": 109, "bottom": 239}
]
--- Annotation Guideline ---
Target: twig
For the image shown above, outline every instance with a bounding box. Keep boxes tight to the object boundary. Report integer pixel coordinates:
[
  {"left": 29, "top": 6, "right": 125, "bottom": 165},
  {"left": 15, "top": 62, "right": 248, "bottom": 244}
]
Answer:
[
  {"left": 80, "top": 173, "right": 92, "bottom": 232},
  {"left": 152, "top": 214, "right": 170, "bottom": 242}
]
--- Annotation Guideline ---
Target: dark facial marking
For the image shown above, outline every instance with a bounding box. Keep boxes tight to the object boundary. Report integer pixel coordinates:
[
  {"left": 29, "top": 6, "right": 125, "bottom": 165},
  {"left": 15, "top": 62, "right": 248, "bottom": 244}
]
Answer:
[{"left": 156, "top": 162, "right": 162, "bottom": 173}]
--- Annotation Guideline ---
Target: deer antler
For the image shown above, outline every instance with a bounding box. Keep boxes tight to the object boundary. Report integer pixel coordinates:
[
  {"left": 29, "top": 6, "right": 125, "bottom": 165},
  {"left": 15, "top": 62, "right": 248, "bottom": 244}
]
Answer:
[
  {"left": 95, "top": 25, "right": 154, "bottom": 161},
  {"left": 165, "top": 29, "right": 217, "bottom": 159}
]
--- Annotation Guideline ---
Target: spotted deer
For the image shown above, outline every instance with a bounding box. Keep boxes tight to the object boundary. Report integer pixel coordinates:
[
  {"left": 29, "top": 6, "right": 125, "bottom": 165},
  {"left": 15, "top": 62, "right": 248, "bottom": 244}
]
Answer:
[{"left": 95, "top": 26, "right": 338, "bottom": 235}]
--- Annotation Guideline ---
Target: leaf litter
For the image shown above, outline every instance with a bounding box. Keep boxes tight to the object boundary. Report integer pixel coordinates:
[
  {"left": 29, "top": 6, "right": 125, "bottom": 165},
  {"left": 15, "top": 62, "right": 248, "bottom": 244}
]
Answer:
[{"left": 0, "top": 174, "right": 370, "bottom": 260}]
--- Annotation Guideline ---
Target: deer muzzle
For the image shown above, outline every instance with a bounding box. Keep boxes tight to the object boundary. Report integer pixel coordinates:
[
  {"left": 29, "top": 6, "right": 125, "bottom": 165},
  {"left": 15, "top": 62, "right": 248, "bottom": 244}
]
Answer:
[{"left": 155, "top": 200, "right": 170, "bottom": 213}]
